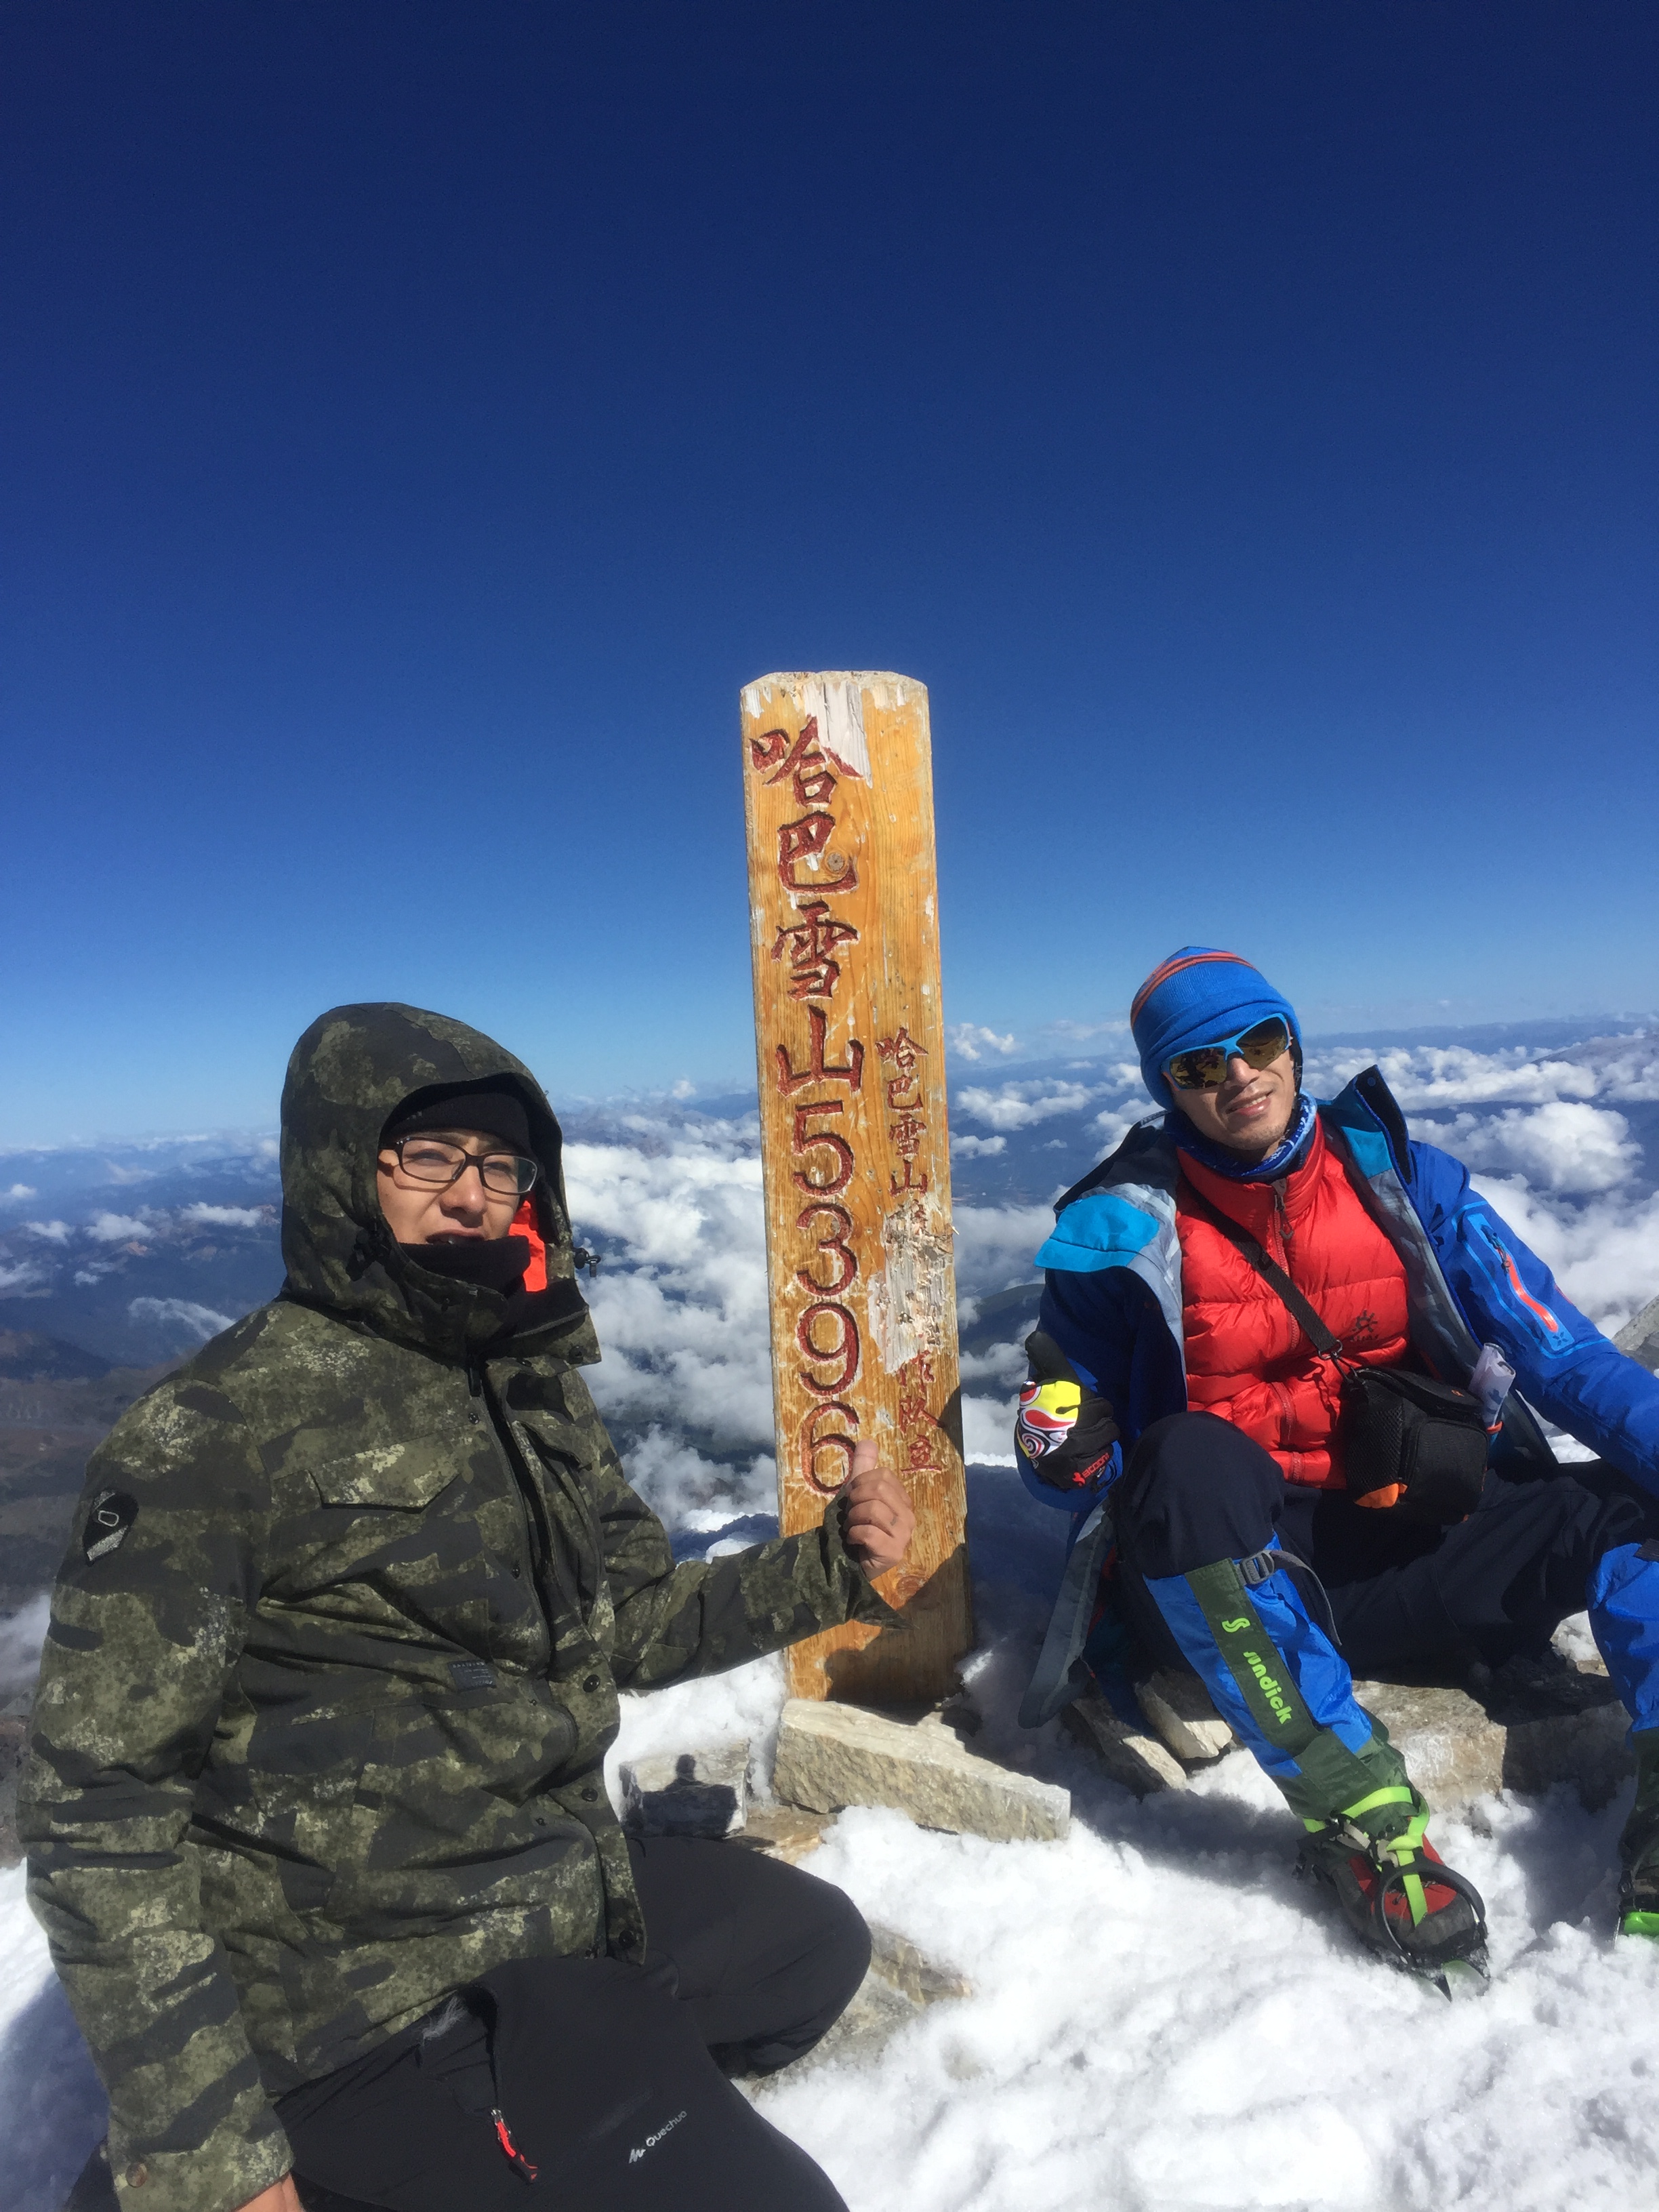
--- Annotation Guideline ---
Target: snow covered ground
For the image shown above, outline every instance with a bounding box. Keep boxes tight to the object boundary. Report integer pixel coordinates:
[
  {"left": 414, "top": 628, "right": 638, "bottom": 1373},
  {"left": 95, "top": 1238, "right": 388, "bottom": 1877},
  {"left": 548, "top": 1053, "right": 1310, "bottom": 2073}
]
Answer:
[
  {"left": 5, "top": 1025, "right": 1659, "bottom": 2211},
  {"left": 5, "top": 1473, "right": 1654, "bottom": 2212}
]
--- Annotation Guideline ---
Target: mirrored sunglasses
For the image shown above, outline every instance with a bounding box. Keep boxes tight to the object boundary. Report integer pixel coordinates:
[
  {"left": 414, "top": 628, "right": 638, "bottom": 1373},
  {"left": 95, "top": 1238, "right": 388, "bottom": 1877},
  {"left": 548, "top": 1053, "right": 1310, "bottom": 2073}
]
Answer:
[{"left": 1164, "top": 1017, "right": 1292, "bottom": 1092}]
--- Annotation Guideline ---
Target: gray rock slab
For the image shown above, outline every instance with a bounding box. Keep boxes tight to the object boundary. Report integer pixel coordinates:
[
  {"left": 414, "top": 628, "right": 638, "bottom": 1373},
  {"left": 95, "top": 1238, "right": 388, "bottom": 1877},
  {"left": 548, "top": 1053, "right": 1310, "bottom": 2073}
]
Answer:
[
  {"left": 1614, "top": 1293, "right": 1659, "bottom": 1374},
  {"left": 1351, "top": 1681, "right": 1506, "bottom": 1807},
  {"left": 777, "top": 1961, "right": 921, "bottom": 2076},
  {"left": 620, "top": 1740, "right": 749, "bottom": 1839},
  {"left": 1354, "top": 1662, "right": 1633, "bottom": 1813},
  {"left": 759, "top": 1922, "right": 971, "bottom": 2078},
  {"left": 867, "top": 1921, "right": 973, "bottom": 2007},
  {"left": 1134, "top": 1668, "right": 1235, "bottom": 1763},
  {"left": 1062, "top": 1685, "right": 1187, "bottom": 1795},
  {"left": 773, "top": 1699, "right": 1069, "bottom": 1843},
  {"left": 728, "top": 1802, "right": 832, "bottom": 1864}
]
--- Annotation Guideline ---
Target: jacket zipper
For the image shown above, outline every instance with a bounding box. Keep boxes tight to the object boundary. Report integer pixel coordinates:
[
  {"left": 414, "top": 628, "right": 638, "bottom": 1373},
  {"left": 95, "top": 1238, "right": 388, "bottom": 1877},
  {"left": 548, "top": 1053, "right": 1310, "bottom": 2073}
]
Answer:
[
  {"left": 469, "top": 1357, "right": 586, "bottom": 1637},
  {"left": 493, "top": 2107, "right": 539, "bottom": 2181},
  {"left": 1272, "top": 1180, "right": 1293, "bottom": 1257}
]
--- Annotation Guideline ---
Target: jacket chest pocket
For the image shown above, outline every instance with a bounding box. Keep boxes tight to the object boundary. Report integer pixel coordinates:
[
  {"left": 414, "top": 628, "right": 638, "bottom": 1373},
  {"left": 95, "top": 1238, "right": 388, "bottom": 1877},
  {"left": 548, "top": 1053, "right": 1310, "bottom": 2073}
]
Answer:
[
  {"left": 308, "top": 1442, "right": 466, "bottom": 1513},
  {"left": 300, "top": 1444, "right": 493, "bottom": 1626}
]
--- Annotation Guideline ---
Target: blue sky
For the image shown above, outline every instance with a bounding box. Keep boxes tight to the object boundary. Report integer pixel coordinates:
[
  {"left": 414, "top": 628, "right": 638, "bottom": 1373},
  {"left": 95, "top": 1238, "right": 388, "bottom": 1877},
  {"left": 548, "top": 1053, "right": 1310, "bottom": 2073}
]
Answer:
[{"left": 3, "top": 1, "right": 1654, "bottom": 1144}]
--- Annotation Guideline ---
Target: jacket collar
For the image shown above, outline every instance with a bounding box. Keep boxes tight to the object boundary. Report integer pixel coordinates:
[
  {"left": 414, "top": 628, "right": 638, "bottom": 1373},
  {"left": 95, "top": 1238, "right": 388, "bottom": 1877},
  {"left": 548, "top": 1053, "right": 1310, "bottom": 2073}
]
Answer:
[{"left": 1176, "top": 1112, "right": 1329, "bottom": 1231}]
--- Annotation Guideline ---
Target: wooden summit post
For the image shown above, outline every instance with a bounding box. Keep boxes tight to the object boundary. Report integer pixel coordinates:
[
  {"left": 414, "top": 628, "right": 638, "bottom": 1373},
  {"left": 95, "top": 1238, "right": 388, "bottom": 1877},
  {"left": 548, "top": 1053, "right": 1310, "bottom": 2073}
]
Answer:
[{"left": 739, "top": 671, "right": 973, "bottom": 1705}]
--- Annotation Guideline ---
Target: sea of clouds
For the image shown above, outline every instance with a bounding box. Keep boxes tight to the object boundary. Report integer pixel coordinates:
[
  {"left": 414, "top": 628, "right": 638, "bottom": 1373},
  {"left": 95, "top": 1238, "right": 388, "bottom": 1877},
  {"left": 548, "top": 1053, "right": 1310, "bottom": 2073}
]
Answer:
[
  {"left": 564, "top": 1025, "right": 1659, "bottom": 1500},
  {"left": 4, "top": 1023, "right": 1659, "bottom": 2210}
]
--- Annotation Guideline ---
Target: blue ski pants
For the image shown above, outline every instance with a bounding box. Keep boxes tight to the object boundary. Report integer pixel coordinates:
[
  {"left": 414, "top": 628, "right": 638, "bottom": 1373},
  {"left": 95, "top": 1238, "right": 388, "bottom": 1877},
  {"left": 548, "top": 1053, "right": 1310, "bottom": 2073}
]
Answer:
[{"left": 1110, "top": 1412, "right": 1659, "bottom": 1784}]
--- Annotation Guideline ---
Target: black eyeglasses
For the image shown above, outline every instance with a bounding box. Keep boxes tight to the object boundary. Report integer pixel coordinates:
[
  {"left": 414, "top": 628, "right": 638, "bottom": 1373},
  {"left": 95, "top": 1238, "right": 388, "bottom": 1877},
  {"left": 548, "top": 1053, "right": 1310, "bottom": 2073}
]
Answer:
[{"left": 388, "top": 1137, "right": 539, "bottom": 1197}]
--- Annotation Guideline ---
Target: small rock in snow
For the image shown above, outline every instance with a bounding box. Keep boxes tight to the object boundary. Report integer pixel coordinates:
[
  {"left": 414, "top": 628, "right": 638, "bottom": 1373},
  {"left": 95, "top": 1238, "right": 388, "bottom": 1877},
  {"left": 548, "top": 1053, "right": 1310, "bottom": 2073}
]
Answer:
[{"left": 619, "top": 1740, "right": 750, "bottom": 1838}]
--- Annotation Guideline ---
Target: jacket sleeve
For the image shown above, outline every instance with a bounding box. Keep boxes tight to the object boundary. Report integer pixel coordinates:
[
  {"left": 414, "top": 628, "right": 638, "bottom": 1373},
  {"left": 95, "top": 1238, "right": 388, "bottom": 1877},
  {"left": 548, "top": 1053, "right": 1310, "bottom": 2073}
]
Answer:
[
  {"left": 1024, "top": 1262, "right": 1186, "bottom": 1499},
  {"left": 1413, "top": 1140, "right": 1659, "bottom": 1490},
  {"left": 560, "top": 1379, "right": 893, "bottom": 1689},
  {"left": 20, "top": 1380, "right": 291, "bottom": 2212}
]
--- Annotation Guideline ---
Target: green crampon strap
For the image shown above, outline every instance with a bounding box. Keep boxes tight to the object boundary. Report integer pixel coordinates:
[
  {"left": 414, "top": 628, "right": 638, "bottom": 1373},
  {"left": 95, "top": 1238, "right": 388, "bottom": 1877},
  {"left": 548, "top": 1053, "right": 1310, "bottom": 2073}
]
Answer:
[
  {"left": 1339, "top": 1785, "right": 1417, "bottom": 1825},
  {"left": 1620, "top": 1910, "right": 1659, "bottom": 1941},
  {"left": 1314, "top": 1784, "right": 1434, "bottom": 1925}
]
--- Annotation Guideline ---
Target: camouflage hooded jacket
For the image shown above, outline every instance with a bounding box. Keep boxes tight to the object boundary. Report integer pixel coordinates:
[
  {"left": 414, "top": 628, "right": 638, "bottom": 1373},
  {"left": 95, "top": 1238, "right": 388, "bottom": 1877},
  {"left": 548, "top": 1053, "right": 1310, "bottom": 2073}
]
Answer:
[{"left": 22, "top": 1005, "right": 888, "bottom": 2212}]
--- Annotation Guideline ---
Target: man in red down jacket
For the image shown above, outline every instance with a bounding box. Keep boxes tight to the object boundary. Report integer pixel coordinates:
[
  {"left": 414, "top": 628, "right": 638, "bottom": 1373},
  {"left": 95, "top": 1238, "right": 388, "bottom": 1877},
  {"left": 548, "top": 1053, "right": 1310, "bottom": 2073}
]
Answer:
[{"left": 1015, "top": 947, "right": 1659, "bottom": 1983}]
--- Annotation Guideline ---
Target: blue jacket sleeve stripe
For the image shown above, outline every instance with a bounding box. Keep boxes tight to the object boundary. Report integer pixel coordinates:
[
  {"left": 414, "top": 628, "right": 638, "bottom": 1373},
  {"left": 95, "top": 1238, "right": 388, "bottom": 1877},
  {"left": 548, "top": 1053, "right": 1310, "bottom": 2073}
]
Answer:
[{"left": 1034, "top": 1189, "right": 1159, "bottom": 1272}]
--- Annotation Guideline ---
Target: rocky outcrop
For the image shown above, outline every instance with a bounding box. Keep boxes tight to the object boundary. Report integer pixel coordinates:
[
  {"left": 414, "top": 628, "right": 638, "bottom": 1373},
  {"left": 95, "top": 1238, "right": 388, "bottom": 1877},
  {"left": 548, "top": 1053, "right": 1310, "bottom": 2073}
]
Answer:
[
  {"left": 1614, "top": 1292, "right": 1659, "bottom": 1374},
  {"left": 772, "top": 1698, "right": 1070, "bottom": 1843}
]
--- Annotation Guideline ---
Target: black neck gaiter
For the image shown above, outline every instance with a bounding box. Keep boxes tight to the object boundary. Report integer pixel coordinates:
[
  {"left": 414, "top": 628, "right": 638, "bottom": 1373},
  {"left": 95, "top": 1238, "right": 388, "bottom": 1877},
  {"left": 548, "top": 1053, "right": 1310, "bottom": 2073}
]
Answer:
[{"left": 398, "top": 1235, "right": 530, "bottom": 1295}]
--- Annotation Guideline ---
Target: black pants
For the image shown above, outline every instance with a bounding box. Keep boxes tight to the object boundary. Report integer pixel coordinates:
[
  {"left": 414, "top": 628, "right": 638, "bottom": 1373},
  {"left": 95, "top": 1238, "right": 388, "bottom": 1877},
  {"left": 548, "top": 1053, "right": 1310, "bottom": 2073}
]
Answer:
[
  {"left": 1111, "top": 1410, "right": 1659, "bottom": 1675},
  {"left": 281, "top": 1837, "right": 867, "bottom": 2212}
]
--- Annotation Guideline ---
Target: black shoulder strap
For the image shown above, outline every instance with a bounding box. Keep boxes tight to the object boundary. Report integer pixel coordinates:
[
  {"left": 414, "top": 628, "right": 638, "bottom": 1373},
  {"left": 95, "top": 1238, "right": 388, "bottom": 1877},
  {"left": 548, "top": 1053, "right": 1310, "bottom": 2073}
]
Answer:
[{"left": 1180, "top": 1182, "right": 1345, "bottom": 1361}]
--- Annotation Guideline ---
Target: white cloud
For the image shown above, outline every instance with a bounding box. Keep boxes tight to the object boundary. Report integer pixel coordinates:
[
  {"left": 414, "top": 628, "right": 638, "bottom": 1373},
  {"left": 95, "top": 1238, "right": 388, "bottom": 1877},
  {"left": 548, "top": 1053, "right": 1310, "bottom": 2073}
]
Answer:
[
  {"left": 21, "top": 1220, "right": 71, "bottom": 1243},
  {"left": 1088, "top": 1103, "right": 1145, "bottom": 1151},
  {"left": 0, "top": 1262, "right": 43, "bottom": 1292},
  {"left": 0, "top": 1594, "right": 50, "bottom": 1695},
  {"left": 86, "top": 1212, "right": 151, "bottom": 1243},
  {"left": 619, "top": 1426, "right": 776, "bottom": 1527},
  {"left": 182, "top": 1204, "right": 268, "bottom": 1229},
  {"left": 951, "top": 1134, "right": 1006, "bottom": 1159},
  {"left": 959, "top": 1339, "right": 1029, "bottom": 1389},
  {"left": 952, "top": 1204, "right": 1054, "bottom": 1301},
  {"left": 1303, "top": 1032, "right": 1659, "bottom": 1115},
  {"left": 127, "top": 1296, "right": 234, "bottom": 1345},
  {"left": 947, "top": 1024, "right": 1020, "bottom": 1062},
  {"left": 956, "top": 1081, "right": 1106, "bottom": 1132},
  {"left": 566, "top": 1133, "right": 777, "bottom": 1451},
  {"left": 961, "top": 1393, "right": 1018, "bottom": 1465},
  {"left": 1, "top": 1183, "right": 37, "bottom": 1202},
  {"left": 1417, "top": 1103, "right": 1640, "bottom": 1195},
  {"left": 1044, "top": 1016, "right": 1131, "bottom": 1044}
]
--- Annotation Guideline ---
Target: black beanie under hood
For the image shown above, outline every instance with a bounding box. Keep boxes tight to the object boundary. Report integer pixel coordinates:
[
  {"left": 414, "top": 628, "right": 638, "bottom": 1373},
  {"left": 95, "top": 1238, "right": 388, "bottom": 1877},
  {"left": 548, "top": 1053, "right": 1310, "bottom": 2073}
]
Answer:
[{"left": 382, "top": 1081, "right": 534, "bottom": 1155}]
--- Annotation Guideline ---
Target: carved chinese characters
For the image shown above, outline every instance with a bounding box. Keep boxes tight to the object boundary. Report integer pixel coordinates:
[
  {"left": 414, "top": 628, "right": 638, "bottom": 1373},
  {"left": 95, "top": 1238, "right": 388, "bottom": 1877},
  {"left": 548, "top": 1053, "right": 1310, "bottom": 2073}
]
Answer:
[{"left": 741, "top": 672, "right": 973, "bottom": 1704}]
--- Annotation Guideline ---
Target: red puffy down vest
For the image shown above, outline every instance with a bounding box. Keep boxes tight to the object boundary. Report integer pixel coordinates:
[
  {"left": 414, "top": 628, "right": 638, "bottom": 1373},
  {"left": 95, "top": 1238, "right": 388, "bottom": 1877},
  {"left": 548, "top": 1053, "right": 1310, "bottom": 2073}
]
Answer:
[{"left": 1175, "top": 1118, "right": 1412, "bottom": 1488}]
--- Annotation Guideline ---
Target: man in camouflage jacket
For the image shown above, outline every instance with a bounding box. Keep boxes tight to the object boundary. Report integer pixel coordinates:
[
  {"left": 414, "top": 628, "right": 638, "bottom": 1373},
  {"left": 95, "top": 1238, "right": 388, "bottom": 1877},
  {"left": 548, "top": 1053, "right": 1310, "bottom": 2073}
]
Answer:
[{"left": 22, "top": 1005, "right": 901, "bottom": 2212}]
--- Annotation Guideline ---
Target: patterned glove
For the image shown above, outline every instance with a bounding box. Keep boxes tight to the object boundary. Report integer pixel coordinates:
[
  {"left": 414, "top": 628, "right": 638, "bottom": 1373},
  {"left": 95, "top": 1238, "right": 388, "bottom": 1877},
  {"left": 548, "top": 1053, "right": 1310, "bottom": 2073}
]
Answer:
[{"left": 1015, "top": 1330, "right": 1122, "bottom": 1492}]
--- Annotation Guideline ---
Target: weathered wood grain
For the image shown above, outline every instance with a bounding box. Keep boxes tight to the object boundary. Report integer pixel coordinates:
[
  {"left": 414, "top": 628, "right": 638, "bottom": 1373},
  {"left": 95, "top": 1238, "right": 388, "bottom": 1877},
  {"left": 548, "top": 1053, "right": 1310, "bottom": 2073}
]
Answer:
[{"left": 739, "top": 671, "right": 973, "bottom": 1704}]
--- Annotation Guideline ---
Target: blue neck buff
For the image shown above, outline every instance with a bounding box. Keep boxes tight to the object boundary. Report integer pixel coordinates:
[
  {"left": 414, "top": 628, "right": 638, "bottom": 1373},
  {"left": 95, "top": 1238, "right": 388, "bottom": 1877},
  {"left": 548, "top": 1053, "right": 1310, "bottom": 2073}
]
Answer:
[{"left": 1170, "top": 1091, "right": 1319, "bottom": 1183}]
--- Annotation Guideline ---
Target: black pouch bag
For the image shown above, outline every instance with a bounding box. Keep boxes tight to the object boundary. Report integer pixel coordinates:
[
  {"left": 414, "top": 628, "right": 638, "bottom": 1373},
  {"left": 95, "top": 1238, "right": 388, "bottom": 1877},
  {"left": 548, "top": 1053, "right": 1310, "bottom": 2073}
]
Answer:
[
  {"left": 1184, "top": 1187, "right": 1490, "bottom": 1525},
  {"left": 1336, "top": 1364, "right": 1491, "bottom": 1521}
]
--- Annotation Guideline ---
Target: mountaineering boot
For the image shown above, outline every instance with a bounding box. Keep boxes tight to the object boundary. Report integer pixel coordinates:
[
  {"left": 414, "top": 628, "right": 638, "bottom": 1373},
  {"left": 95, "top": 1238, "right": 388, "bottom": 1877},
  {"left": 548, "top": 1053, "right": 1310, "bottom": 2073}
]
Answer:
[
  {"left": 1299, "top": 1776, "right": 1488, "bottom": 1979},
  {"left": 1137, "top": 1536, "right": 1487, "bottom": 1984},
  {"left": 1617, "top": 1729, "right": 1659, "bottom": 1939}
]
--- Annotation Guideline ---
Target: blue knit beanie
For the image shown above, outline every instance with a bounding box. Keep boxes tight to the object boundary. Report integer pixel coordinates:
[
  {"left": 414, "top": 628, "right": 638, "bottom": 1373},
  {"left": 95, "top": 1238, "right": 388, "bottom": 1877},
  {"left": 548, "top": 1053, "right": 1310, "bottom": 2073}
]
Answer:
[{"left": 1130, "top": 947, "right": 1300, "bottom": 1111}]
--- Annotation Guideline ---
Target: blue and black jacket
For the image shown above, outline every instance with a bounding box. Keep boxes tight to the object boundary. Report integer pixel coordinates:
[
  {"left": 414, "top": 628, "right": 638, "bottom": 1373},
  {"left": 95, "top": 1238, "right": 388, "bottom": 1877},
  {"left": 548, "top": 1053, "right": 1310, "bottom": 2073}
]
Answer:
[{"left": 1017, "top": 1064, "right": 1659, "bottom": 1723}]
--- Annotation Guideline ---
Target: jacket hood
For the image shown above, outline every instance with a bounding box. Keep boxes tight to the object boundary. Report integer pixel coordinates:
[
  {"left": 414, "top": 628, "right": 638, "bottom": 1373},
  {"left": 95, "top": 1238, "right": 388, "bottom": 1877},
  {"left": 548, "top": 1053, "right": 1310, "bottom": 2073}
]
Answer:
[{"left": 279, "top": 1002, "right": 597, "bottom": 1364}]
